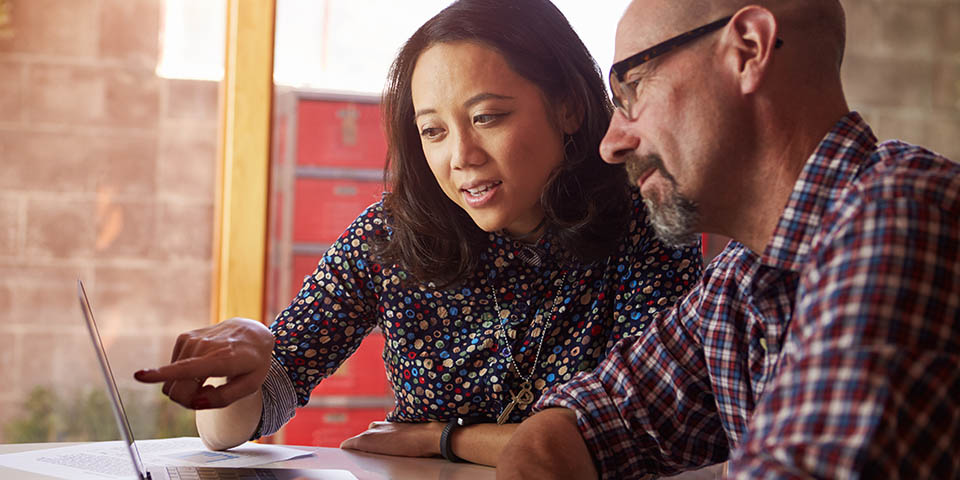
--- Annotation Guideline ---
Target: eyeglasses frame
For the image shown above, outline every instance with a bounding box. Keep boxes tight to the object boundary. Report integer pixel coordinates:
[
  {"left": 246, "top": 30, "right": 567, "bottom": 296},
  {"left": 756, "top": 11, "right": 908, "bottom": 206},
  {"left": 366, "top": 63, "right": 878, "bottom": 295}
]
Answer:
[{"left": 609, "top": 15, "right": 783, "bottom": 118}]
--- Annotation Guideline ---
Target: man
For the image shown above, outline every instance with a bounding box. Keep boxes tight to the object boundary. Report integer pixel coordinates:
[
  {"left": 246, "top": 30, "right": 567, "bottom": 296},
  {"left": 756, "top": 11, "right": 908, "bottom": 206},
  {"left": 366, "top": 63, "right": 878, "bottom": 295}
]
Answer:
[{"left": 497, "top": 0, "right": 959, "bottom": 478}]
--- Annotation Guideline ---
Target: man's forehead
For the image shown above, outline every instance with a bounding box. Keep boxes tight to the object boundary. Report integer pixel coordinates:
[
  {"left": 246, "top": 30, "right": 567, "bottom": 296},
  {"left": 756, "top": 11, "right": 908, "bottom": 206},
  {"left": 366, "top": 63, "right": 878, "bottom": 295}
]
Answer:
[
  {"left": 613, "top": 0, "right": 679, "bottom": 61},
  {"left": 613, "top": 0, "right": 726, "bottom": 61}
]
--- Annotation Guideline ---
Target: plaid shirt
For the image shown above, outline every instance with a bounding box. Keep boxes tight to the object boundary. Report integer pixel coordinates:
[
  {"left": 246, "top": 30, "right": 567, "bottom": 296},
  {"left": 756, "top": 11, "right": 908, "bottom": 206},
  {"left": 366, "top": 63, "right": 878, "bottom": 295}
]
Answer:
[{"left": 538, "top": 112, "right": 960, "bottom": 479}]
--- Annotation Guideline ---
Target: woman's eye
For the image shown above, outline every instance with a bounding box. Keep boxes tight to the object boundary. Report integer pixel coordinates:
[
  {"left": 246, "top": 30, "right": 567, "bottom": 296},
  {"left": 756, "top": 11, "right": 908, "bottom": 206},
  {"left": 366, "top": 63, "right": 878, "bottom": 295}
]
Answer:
[
  {"left": 473, "top": 113, "right": 505, "bottom": 125},
  {"left": 419, "top": 127, "right": 443, "bottom": 139}
]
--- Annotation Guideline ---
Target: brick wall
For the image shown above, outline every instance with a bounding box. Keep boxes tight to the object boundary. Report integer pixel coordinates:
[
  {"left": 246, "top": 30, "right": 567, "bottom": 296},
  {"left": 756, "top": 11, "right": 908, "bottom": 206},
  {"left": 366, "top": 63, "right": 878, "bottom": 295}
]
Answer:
[
  {"left": 0, "top": 0, "right": 219, "bottom": 438},
  {"left": 842, "top": 0, "right": 960, "bottom": 160}
]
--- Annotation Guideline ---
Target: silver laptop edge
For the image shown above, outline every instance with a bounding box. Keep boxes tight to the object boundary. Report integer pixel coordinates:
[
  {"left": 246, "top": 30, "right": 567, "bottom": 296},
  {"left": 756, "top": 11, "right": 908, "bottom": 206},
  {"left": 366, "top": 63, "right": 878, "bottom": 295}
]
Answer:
[
  {"left": 76, "top": 279, "right": 349, "bottom": 480},
  {"left": 77, "top": 279, "right": 151, "bottom": 480}
]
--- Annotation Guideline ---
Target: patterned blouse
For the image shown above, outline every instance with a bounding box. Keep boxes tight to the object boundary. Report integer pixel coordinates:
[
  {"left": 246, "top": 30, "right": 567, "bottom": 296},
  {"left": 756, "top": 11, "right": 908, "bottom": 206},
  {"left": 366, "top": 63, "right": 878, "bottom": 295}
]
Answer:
[{"left": 257, "top": 188, "right": 702, "bottom": 435}]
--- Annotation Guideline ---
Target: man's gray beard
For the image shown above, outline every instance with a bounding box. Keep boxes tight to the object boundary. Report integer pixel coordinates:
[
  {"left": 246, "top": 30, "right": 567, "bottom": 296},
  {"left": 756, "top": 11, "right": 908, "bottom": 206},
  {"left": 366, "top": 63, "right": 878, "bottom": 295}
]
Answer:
[
  {"left": 643, "top": 194, "right": 701, "bottom": 248},
  {"left": 625, "top": 153, "right": 701, "bottom": 247}
]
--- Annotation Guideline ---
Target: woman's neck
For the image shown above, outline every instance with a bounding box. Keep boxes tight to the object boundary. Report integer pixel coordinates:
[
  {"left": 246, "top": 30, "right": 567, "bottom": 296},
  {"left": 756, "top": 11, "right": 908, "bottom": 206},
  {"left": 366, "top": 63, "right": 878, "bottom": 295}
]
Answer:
[{"left": 508, "top": 217, "right": 547, "bottom": 244}]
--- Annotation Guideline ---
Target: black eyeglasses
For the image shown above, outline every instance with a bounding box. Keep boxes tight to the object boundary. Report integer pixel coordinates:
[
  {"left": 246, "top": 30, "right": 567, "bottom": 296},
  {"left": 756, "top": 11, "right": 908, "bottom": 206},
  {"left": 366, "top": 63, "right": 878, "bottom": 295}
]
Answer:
[{"left": 609, "top": 16, "right": 783, "bottom": 119}]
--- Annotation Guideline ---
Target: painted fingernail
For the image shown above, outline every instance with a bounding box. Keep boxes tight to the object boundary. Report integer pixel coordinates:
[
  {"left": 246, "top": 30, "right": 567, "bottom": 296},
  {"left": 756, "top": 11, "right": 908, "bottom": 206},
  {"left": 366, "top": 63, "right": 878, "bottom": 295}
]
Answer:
[{"left": 192, "top": 397, "right": 210, "bottom": 409}]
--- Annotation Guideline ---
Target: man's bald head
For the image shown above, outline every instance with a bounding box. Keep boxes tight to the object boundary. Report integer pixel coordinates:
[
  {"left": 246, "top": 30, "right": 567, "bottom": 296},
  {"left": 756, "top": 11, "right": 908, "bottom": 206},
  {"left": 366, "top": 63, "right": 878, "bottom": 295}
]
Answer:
[{"left": 616, "top": 0, "right": 846, "bottom": 72}]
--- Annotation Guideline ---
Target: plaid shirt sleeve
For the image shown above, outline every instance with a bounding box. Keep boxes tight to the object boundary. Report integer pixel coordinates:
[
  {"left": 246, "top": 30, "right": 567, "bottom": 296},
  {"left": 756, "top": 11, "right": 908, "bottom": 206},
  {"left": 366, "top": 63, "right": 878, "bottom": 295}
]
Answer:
[
  {"left": 731, "top": 148, "right": 960, "bottom": 478},
  {"left": 537, "top": 284, "right": 730, "bottom": 479}
]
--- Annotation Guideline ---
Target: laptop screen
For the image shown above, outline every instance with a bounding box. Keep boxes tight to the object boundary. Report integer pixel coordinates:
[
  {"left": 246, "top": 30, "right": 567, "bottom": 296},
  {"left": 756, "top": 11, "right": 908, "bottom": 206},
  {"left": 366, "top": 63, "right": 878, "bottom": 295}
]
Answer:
[{"left": 77, "top": 279, "right": 149, "bottom": 480}]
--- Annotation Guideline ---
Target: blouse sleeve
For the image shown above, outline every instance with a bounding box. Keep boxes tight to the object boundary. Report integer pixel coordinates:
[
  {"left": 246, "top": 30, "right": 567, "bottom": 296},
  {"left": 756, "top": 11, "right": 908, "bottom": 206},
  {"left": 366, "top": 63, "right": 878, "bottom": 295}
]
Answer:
[{"left": 268, "top": 202, "right": 386, "bottom": 407}]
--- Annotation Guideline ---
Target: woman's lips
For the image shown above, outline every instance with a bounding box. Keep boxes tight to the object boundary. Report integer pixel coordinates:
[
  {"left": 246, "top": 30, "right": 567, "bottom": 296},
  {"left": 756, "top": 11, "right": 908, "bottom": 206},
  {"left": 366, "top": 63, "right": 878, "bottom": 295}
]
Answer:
[{"left": 462, "top": 181, "right": 502, "bottom": 207}]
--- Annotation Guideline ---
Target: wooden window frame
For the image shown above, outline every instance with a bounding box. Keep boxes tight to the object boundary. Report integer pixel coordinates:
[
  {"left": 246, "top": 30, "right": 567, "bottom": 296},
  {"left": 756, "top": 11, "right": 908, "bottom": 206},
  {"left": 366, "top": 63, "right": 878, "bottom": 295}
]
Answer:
[{"left": 212, "top": 0, "right": 276, "bottom": 323}]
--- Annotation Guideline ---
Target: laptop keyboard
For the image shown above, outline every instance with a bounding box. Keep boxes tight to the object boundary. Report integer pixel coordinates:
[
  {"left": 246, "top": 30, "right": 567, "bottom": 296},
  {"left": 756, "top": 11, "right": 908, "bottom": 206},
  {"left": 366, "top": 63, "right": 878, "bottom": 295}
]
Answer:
[{"left": 165, "top": 466, "right": 279, "bottom": 479}]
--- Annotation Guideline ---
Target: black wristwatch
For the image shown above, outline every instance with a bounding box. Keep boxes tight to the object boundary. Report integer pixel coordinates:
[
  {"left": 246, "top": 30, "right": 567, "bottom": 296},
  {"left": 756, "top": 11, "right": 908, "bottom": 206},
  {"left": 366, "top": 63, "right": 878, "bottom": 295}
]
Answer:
[{"left": 440, "top": 416, "right": 491, "bottom": 462}]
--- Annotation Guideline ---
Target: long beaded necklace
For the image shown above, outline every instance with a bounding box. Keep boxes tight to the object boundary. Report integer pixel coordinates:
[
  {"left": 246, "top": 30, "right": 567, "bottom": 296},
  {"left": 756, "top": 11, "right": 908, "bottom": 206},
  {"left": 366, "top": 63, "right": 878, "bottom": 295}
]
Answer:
[{"left": 491, "top": 269, "right": 572, "bottom": 424}]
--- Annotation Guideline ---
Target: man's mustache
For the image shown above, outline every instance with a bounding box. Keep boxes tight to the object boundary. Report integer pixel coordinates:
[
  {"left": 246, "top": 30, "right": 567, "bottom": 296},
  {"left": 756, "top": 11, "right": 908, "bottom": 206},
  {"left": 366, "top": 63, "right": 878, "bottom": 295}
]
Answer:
[{"left": 623, "top": 152, "right": 677, "bottom": 186}]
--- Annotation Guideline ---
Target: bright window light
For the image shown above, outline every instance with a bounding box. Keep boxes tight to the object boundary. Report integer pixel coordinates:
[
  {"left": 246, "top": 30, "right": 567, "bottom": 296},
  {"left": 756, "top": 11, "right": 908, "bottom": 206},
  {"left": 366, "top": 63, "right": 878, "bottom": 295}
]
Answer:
[
  {"left": 156, "top": 0, "right": 227, "bottom": 81},
  {"left": 156, "top": 0, "right": 631, "bottom": 94}
]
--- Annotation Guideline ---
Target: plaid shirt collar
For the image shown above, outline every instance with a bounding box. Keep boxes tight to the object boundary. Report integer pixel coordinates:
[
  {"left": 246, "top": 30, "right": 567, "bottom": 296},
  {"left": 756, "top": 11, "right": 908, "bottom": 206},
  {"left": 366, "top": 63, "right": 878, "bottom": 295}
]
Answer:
[{"left": 760, "top": 111, "right": 878, "bottom": 272}]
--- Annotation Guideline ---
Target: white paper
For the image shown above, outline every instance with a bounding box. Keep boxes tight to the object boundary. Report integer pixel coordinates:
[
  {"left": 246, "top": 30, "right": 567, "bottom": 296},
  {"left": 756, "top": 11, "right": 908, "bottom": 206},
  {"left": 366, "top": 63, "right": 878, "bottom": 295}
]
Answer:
[
  {"left": 138, "top": 437, "right": 313, "bottom": 467},
  {"left": 0, "top": 437, "right": 320, "bottom": 480}
]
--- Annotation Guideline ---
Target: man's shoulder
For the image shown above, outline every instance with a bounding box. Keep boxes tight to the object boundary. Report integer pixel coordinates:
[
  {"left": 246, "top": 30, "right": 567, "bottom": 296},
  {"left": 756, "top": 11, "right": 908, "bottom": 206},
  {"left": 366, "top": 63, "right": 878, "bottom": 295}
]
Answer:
[
  {"left": 856, "top": 141, "right": 960, "bottom": 209},
  {"left": 701, "top": 240, "right": 757, "bottom": 283},
  {"left": 814, "top": 141, "right": 960, "bottom": 251}
]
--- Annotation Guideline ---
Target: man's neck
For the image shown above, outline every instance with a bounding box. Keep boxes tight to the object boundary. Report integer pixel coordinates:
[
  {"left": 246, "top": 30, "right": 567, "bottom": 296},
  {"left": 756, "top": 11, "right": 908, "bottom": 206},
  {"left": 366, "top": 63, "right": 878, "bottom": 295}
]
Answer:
[{"left": 721, "top": 99, "right": 850, "bottom": 254}]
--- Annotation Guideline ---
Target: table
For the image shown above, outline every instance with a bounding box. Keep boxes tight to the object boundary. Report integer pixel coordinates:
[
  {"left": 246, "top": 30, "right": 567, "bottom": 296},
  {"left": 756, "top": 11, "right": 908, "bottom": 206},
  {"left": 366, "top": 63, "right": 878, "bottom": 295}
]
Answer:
[
  {"left": 0, "top": 442, "right": 723, "bottom": 479},
  {"left": 0, "top": 442, "right": 495, "bottom": 480}
]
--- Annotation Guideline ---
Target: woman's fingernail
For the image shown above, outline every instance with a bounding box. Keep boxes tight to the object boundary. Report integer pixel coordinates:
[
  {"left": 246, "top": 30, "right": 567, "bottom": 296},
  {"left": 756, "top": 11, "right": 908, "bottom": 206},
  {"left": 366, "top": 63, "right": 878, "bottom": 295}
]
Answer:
[{"left": 192, "top": 397, "right": 210, "bottom": 409}]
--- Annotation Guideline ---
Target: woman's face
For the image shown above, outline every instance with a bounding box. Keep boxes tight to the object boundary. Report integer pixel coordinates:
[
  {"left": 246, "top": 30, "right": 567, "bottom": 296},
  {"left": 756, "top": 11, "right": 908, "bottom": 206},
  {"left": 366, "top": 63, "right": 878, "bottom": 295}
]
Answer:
[{"left": 410, "top": 41, "right": 569, "bottom": 237}]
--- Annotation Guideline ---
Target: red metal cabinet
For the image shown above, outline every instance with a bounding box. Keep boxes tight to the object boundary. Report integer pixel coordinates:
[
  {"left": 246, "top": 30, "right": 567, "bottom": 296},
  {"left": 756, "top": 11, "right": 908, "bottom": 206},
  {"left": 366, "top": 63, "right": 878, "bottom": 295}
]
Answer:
[
  {"left": 265, "top": 90, "right": 394, "bottom": 446},
  {"left": 701, "top": 233, "right": 731, "bottom": 263},
  {"left": 292, "top": 179, "right": 384, "bottom": 244},
  {"left": 279, "top": 406, "right": 394, "bottom": 448},
  {"left": 295, "top": 100, "right": 389, "bottom": 169}
]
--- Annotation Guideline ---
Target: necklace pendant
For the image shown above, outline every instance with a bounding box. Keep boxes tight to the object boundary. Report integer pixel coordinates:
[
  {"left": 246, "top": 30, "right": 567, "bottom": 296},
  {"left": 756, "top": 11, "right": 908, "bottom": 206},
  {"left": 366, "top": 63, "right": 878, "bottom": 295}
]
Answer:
[
  {"left": 515, "top": 381, "right": 535, "bottom": 408},
  {"left": 497, "top": 397, "right": 517, "bottom": 425},
  {"left": 496, "top": 382, "right": 538, "bottom": 425}
]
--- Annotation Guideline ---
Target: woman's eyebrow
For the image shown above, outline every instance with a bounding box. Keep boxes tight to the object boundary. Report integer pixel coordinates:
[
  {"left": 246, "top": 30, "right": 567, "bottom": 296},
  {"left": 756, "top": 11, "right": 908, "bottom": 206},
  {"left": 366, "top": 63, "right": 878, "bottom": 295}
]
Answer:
[
  {"left": 414, "top": 92, "right": 514, "bottom": 119},
  {"left": 464, "top": 92, "right": 513, "bottom": 108},
  {"left": 414, "top": 107, "right": 436, "bottom": 119}
]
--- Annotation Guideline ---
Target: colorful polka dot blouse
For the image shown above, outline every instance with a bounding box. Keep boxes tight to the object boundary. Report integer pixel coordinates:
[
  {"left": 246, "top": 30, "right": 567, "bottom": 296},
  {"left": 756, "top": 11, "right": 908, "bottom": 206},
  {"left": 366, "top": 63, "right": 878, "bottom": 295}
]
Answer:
[{"left": 269, "top": 188, "right": 702, "bottom": 423}]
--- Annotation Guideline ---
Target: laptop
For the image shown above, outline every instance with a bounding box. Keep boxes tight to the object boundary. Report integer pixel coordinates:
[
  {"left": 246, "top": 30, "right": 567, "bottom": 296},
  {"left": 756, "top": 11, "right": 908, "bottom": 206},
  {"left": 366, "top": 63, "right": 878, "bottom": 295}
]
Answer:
[{"left": 77, "top": 279, "right": 355, "bottom": 480}]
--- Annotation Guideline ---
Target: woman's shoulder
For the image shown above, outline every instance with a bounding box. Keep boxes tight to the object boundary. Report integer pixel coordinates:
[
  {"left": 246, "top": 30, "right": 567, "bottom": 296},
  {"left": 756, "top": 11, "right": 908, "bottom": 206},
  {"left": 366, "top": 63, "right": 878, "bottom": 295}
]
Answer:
[
  {"left": 329, "top": 195, "right": 392, "bottom": 252},
  {"left": 343, "top": 195, "right": 390, "bottom": 231},
  {"left": 627, "top": 186, "right": 647, "bottom": 218},
  {"left": 621, "top": 186, "right": 652, "bottom": 238}
]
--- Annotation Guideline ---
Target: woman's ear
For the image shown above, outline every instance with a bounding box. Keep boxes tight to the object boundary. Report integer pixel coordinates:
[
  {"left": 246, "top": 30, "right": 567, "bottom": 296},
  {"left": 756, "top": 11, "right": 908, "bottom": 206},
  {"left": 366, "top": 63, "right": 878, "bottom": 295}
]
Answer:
[{"left": 556, "top": 98, "right": 584, "bottom": 135}]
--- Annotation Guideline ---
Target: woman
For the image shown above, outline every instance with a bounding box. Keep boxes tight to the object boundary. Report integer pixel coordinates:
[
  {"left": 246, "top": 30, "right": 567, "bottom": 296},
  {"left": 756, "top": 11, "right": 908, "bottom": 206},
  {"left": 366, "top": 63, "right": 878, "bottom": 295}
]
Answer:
[{"left": 135, "top": 0, "right": 702, "bottom": 467}]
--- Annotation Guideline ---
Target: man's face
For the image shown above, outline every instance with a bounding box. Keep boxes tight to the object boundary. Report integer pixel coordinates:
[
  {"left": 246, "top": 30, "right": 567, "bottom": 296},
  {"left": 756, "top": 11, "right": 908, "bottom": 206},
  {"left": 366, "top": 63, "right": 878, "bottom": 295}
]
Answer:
[{"left": 601, "top": 3, "right": 735, "bottom": 247}]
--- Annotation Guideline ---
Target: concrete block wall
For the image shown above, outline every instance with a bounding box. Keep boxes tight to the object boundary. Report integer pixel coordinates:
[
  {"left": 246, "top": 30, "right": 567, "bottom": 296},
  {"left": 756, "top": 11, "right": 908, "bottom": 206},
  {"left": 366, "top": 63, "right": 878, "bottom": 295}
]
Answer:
[
  {"left": 842, "top": 0, "right": 960, "bottom": 160},
  {"left": 0, "top": 0, "right": 218, "bottom": 438}
]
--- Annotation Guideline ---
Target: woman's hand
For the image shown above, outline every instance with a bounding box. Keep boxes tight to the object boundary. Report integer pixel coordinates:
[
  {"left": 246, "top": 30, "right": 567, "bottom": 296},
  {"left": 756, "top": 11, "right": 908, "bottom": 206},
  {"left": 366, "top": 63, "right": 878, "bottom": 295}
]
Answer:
[
  {"left": 340, "top": 421, "right": 446, "bottom": 457},
  {"left": 133, "top": 317, "right": 275, "bottom": 410},
  {"left": 342, "top": 420, "right": 520, "bottom": 466}
]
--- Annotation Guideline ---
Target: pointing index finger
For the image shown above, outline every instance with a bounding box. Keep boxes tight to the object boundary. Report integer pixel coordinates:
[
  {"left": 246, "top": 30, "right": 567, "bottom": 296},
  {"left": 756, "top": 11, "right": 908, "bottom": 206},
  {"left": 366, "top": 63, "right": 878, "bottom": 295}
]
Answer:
[{"left": 135, "top": 348, "right": 250, "bottom": 383}]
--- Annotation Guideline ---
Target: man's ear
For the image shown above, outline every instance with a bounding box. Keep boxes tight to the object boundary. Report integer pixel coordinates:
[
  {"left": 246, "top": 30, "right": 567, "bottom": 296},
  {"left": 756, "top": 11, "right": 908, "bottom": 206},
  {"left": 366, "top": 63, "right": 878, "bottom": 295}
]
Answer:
[
  {"left": 723, "top": 6, "right": 779, "bottom": 95},
  {"left": 556, "top": 98, "right": 584, "bottom": 135}
]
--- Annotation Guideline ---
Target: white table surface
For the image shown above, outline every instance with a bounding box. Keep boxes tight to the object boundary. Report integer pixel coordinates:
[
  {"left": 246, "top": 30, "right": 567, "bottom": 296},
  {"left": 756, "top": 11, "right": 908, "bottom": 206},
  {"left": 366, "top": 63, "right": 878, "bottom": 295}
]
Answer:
[
  {"left": 0, "top": 441, "right": 723, "bottom": 479},
  {"left": 0, "top": 441, "right": 495, "bottom": 480}
]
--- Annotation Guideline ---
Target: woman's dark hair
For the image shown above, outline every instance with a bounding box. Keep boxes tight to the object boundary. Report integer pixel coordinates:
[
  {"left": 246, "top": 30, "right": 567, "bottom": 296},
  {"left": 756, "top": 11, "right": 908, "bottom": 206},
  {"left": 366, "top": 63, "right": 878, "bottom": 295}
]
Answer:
[{"left": 376, "top": 0, "right": 630, "bottom": 286}]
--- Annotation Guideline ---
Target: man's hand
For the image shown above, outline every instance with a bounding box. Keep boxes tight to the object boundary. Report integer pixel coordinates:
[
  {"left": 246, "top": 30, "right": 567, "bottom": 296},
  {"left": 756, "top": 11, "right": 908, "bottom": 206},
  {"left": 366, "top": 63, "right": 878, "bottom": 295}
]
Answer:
[
  {"left": 340, "top": 421, "right": 446, "bottom": 457},
  {"left": 134, "top": 317, "right": 275, "bottom": 410},
  {"left": 497, "top": 408, "right": 598, "bottom": 480}
]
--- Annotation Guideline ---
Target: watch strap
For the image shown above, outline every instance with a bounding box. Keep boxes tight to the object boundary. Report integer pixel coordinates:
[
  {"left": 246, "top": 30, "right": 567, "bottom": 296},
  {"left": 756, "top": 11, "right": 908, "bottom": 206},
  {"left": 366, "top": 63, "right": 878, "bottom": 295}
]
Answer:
[
  {"left": 440, "top": 416, "right": 492, "bottom": 462},
  {"left": 440, "top": 418, "right": 462, "bottom": 462}
]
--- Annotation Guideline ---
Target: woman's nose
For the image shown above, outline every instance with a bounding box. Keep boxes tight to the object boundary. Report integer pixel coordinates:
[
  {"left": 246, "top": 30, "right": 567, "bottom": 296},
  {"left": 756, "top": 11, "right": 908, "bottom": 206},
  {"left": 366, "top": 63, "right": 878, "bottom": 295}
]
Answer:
[{"left": 450, "top": 130, "right": 486, "bottom": 169}]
